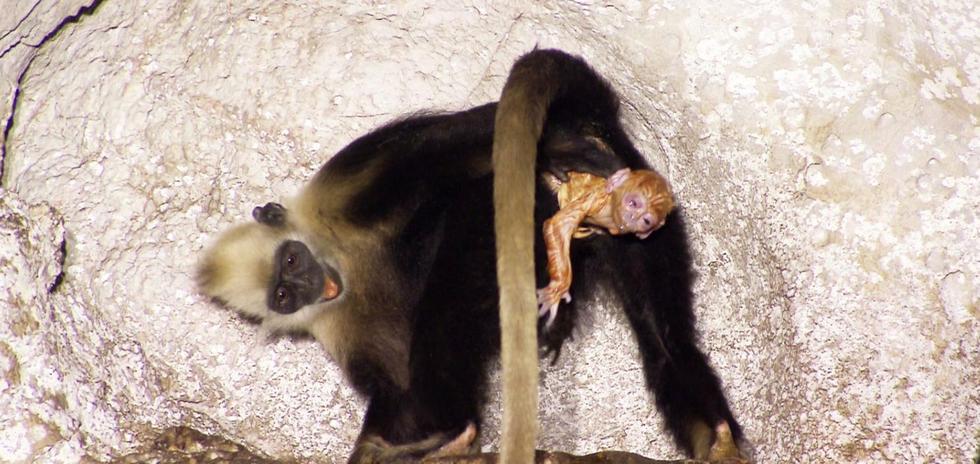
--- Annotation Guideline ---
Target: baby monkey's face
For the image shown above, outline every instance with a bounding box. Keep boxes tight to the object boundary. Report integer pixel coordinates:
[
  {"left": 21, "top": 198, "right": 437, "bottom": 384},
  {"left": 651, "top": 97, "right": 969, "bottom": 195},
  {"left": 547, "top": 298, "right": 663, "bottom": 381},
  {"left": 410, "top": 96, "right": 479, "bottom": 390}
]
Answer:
[
  {"left": 617, "top": 190, "right": 666, "bottom": 238},
  {"left": 609, "top": 169, "right": 675, "bottom": 239}
]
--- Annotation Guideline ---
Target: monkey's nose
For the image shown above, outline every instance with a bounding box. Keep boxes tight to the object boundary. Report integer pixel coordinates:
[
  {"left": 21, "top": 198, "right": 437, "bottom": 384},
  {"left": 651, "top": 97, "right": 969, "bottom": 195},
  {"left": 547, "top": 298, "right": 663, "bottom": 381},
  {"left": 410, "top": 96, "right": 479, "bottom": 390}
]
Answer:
[{"left": 641, "top": 213, "right": 656, "bottom": 230}]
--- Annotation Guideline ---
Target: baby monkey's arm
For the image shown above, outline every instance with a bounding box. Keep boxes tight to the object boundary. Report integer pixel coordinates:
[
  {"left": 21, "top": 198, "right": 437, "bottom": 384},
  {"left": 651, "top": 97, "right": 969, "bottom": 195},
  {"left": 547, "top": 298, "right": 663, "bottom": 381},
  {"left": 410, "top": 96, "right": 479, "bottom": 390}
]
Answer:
[{"left": 537, "top": 173, "right": 610, "bottom": 327}]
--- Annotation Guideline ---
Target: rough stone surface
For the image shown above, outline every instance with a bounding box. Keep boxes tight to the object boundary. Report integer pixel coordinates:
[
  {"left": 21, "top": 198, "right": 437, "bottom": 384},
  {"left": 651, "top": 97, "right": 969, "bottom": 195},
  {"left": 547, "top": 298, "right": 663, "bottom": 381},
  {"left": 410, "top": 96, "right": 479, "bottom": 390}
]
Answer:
[{"left": 1, "top": 1, "right": 977, "bottom": 463}]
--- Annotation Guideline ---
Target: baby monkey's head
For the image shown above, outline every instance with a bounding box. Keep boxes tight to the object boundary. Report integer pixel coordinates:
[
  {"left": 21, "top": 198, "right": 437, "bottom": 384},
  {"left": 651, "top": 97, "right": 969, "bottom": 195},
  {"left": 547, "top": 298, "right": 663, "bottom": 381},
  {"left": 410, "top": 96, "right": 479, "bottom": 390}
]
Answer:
[{"left": 606, "top": 168, "right": 675, "bottom": 239}]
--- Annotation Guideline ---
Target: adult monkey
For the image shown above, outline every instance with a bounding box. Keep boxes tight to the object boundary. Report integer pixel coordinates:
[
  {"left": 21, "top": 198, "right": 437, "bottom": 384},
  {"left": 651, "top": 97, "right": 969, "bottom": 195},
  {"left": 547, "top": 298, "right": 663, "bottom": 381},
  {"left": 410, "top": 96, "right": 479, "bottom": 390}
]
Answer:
[{"left": 197, "top": 49, "right": 744, "bottom": 462}]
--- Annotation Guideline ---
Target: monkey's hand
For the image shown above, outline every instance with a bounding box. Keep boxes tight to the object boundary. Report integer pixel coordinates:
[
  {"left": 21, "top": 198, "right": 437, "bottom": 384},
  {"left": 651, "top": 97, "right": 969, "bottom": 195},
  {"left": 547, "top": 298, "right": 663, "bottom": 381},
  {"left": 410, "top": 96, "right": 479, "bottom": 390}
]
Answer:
[{"left": 536, "top": 283, "right": 571, "bottom": 329}]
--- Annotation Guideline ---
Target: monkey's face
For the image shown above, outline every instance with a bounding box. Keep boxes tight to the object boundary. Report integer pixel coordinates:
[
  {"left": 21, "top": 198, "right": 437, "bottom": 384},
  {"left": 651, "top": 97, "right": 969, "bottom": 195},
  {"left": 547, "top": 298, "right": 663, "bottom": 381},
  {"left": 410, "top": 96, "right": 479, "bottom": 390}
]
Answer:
[
  {"left": 197, "top": 222, "right": 344, "bottom": 330},
  {"left": 615, "top": 191, "right": 661, "bottom": 239},
  {"left": 612, "top": 172, "right": 675, "bottom": 239},
  {"left": 268, "top": 240, "right": 342, "bottom": 314}
]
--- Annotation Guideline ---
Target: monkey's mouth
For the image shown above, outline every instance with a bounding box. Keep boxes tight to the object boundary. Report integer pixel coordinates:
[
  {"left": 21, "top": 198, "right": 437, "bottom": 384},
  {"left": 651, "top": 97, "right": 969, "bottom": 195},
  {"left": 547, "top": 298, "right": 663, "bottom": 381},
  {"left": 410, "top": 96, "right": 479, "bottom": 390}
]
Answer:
[
  {"left": 321, "top": 278, "right": 340, "bottom": 301},
  {"left": 318, "top": 263, "right": 343, "bottom": 302}
]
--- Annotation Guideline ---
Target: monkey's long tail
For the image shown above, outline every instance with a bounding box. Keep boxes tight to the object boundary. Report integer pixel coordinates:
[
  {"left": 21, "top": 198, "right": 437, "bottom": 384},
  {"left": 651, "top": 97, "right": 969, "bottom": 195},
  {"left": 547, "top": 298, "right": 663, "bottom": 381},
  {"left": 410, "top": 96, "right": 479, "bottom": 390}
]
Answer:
[{"left": 492, "top": 48, "right": 615, "bottom": 463}]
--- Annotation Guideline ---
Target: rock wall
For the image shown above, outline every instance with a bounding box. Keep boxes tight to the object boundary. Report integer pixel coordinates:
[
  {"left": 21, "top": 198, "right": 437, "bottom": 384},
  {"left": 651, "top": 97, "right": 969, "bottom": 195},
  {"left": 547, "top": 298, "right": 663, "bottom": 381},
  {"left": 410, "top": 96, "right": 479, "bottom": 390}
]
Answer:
[{"left": 1, "top": 1, "right": 977, "bottom": 462}]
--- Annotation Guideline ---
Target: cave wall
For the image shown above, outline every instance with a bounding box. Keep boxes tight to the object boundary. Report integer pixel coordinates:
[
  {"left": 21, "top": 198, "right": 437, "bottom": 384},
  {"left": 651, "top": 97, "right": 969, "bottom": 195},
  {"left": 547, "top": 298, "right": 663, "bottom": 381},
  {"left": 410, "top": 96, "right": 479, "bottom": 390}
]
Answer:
[{"left": 1, "top": 1, "right": 977, "bottom": 462}]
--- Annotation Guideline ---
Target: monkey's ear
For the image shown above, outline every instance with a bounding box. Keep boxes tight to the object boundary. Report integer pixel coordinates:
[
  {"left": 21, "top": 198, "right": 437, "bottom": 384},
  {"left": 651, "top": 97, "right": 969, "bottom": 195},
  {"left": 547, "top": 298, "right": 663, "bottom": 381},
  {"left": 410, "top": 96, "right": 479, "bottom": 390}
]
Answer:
[
  {"left": 606, "top": 168, "right": 631, "bottom": 193},
  {"left": 252, "top": 202, "right": 287, "bottom": 227}
]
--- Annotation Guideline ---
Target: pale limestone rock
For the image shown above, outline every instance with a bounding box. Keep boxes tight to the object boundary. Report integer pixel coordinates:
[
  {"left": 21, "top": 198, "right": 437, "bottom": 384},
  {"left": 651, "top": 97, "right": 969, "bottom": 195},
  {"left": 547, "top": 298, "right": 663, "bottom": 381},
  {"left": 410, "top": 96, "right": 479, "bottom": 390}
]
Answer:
[
  {"left": 2, "top": 1, "right": 93, "bottom": 157},
  {"left": 1, "top": 1, "right": 977, "bottom": 463},
  {"left": 0, "top": 193, "right": 81, "bottom": 464}
]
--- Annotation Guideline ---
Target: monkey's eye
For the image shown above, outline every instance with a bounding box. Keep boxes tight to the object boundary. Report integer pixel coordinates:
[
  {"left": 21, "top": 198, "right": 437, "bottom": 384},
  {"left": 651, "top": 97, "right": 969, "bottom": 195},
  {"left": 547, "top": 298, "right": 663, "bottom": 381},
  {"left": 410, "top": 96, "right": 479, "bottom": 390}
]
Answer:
[
  {"left": 275, "top": 286, "right": 291, "bottom": 308},
  {"left": 285, "top": 254, "right": 298, "bottom": 269}
]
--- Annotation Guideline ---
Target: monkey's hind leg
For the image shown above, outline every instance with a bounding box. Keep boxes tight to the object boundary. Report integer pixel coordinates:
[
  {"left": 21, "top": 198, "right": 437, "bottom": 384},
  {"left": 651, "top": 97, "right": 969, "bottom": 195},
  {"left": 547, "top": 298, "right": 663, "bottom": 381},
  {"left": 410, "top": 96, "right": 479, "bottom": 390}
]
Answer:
[{"left": 589, "top": 212, "right": 746, "bottom": 461}]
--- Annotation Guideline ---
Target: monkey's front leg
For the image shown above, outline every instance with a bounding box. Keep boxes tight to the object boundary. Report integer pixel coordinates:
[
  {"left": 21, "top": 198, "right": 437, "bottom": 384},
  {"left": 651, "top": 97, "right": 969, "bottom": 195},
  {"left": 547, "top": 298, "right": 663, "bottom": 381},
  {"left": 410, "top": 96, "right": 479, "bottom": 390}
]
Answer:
[{"left": 537, "top": 205, "right": 588, "bottom": 328}]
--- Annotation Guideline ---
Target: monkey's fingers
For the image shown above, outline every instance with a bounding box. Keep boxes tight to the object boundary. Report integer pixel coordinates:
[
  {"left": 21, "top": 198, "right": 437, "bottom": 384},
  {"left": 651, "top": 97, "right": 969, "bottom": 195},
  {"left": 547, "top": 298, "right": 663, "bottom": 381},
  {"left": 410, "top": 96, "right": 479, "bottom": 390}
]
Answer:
[
  {"left": 536, "top": 286, "right": 572, "bottom": 329},
  {"left": 536, "top": 287, "right": 553, "bottom": 309},
  {"left": 543, "top": 304, "right": 558, "bottom": 328},
  {"left": 536, "top": 291, "right": 557, "bottom": 326},
  {"left": 536, "top": 299, "right": 556, "bottom": 318},
  {"left": 536, "top": 290, "right": 557, "bottom": 309}
]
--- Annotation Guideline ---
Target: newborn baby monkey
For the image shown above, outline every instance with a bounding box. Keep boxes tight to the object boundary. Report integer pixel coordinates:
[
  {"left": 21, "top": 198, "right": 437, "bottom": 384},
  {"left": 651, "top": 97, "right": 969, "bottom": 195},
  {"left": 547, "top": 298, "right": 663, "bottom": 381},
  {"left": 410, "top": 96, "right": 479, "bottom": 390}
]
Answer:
[{"left": 538, "top": 168, "right": 675, "bottom": 326}]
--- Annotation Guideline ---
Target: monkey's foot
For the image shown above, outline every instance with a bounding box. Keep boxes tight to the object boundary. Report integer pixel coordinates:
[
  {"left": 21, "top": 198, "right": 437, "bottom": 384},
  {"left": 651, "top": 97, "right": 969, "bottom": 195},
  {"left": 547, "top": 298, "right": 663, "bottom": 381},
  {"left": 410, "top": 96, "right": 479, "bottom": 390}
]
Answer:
[
  {"left": 351, "top": 423, "right": 479, "bottom": 463},
  {"left": 425, "top": 423, "right": 478, "bottom": 458},
  {"left": 536, "top": 284, "right": 571, "bottom": 328},
  {"left": 708, "top": 422, "right": 748, "bottom": 463}
]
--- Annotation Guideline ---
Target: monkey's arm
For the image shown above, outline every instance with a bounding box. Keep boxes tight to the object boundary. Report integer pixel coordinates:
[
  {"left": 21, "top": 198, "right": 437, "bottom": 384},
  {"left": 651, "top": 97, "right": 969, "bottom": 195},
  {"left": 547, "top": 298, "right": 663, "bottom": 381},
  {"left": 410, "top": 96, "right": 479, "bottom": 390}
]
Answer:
[
  {"left": 538, "top": 175, "right": 607, "bottom": 327},
  {"left": 539, "top": 128, "right": 627, "bottom": 181},
  {"left": 537, "top": 212, "right": 581, "bottom": 327}
]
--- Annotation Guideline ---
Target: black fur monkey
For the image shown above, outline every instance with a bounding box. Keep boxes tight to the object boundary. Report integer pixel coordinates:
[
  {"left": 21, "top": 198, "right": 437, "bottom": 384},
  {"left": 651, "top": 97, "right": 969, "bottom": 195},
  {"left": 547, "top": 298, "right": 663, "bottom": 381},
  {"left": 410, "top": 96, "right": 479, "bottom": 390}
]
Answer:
[{"left": 197, "top": 49, "right": 744, "bottom": 462}]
